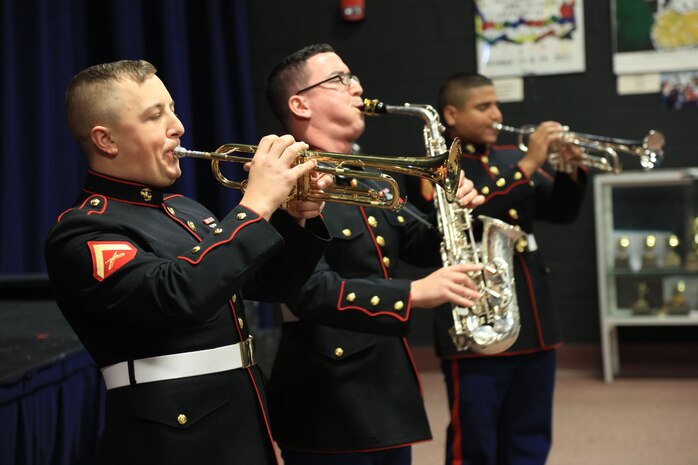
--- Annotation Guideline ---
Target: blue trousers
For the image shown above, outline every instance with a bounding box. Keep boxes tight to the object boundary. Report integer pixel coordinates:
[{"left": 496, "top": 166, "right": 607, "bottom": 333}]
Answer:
[
  {"left": 281, "top": 446, "right": 412, "bottom": 465},
  {"left": 441, "top": 350, "right": 556, "bottom": 465}
]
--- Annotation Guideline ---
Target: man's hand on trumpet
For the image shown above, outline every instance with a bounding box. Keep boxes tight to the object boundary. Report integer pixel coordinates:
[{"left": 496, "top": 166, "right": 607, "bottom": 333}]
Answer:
[
  {"left": 239, "top": 134, "right": 332, "bottom": 225},
  {"left": 518, "top": 121, "right": 567, "bottom": 177},
  {"left": 284, "top": 171, "right": 335, "bottom": 225}
]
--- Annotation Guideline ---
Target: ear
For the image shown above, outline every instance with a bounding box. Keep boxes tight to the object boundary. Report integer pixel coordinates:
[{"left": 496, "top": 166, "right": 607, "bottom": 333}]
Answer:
[
  {"left": 288, "top": 94, "right": 311, "bottom": 120},
  {"left": 90, "top": 126, "right": 118, "bottom": 156},
  {"left": 442, "top": 104, "right": 458, "bottom": 127}
]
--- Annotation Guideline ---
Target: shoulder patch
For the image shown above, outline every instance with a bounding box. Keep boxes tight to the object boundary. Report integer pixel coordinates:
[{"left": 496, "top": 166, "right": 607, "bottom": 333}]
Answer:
[{"left": 88, "top": 241, "right": 137, "bottom": 281}]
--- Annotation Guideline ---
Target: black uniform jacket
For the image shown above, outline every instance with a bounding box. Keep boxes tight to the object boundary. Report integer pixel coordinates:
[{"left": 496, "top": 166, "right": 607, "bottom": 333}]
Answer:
[
  {"left": 268, "top": 176, "right": 442, "bottom": 453},
  {"left": 44, "top": 170, "right": 330, "bottom": 465},
  {"left": 407, "top": 143, "right": 586, "bottom": 358}
]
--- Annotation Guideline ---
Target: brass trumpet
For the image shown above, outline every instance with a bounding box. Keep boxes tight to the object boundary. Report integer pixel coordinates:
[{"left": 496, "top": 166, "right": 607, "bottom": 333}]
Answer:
[
  {"left": 493, "top": 123, "right": 665, "bottom": 174},
  {"left": 173, "top": 141, "right": 461, "bottom": 211}
]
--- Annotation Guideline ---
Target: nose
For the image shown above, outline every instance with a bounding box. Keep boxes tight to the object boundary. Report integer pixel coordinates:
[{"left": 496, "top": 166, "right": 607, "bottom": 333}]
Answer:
[
  {"left": 491, "top": 105, "right": 503, "bottom": 122},
  {"left": 351, "top": 79, "right": 363, "bottom": 96},
  {"left": 169, "top": 112, "right": 185, "bottom": 138}
]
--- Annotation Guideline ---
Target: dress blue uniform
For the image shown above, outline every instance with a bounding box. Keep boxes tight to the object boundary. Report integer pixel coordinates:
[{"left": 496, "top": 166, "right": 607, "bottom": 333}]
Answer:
[
  {"left": 44, "top": 170, "right": 329, "bottom": 465},
  {"left": 407, "top": 142, "right": 587, "bottom": 465},
  {"left": 268, "top": 175, "right": 442, "bottom": 464}
]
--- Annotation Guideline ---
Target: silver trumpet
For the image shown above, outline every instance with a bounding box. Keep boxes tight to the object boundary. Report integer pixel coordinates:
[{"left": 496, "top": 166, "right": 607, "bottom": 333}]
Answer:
[{"left": 493, "top": 123, "right": 665, "bottom": 174}]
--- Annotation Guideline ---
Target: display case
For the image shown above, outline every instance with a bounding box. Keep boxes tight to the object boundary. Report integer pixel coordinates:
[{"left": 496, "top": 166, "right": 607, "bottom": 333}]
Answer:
[{"left": 594, "top": 168, "right": 698, "bottom": 382}]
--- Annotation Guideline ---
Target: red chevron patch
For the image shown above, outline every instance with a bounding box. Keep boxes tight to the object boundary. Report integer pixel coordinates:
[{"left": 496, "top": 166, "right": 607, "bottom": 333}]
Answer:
[{"left": 88, "top": 241, "right": 137, "bottom": 281}]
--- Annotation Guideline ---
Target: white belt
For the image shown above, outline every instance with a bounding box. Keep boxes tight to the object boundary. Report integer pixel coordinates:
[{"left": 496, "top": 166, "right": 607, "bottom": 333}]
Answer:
[{"left": 100, "top": 338, "right": 256, "bottom": 390}]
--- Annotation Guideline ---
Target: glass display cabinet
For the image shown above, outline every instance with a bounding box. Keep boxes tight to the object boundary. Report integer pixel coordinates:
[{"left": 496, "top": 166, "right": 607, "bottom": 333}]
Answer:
[{"left": 594, "top": 168, "right": 698, "bottom": 382}]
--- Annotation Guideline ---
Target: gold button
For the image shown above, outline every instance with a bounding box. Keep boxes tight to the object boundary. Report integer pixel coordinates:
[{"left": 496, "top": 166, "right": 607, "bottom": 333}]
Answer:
[
  {"left": 465, "top": 144, "right": 476, "bottom": 153},
  {"left": 342, "top": 228, "right": 352, "bottom": 237},
  {"left": 89, "top": 198, "right": 100, "bottom": 206},
  {"left": 515, "top": 237, "right": 528, "bottom": 253},
  {"left": 191, "top": 246, "right": 201, "bottom": 253},
  {"left": 514, "top": 172, "right": 523, "bottom": 180},
  {"left": 232, "top": 294, "right": 237, "bottom": 303},
  {"left": 140, "top": 188, "right": 153, "bottom": 202},
  {"left": 397, "top": 216, "right": 405, "bottom": 223},
  {"left": 350, "top": 178, "right": 358, "bottom": 188},
  {"left": 367, "top": 216, "right": 378, "bottom": 227},
  {"left": 481, "top": 186, "right": 490, "bottom": 195},
  {"left": 530, "top": 180, "right": 535, "bottom": 187},
  {"left": 489, "top": 166, "right": 500, "bottom": 175},
  {"left": 213, "top": 228, "right": 223, "bottom": 235},
  {"left": 238, "top": 317, "right": 244, "bottom": 329},
  {"left": 394, "top": 301, "right": 404, "bottom": 311},
  {"left": 481, "top": 156, "right": 489, "bottom": 164},
  {"left": 334, "top": 347, "right": 344, "bottom": 358},
  {"left": 236, "top": 212, "right": 247, "bottom": 220},
  {"left": 370, "top": 296, "right": 380, "bottom": 306},
  {"left": 187, "top": 221, "right": 196, "bottom": 230},
  {"left": 382, "top": 256, "right": 391, "bottom": 267},
  {"left": 346, "top": 292, "right": 356, "bottom": 302},
  {"left": 177, "top": 414, "right": 188, "bottom": 425},
  {"left": 167, "top": 206, "right": 176, "bottom": 215},
  {"left": 496, "top": 178, "right": 506, "bottom": 187},
  {"left": 376, "top": 236, "right": 385, "bottom": 247},
  {"left": 509, "top": 209, "right": 519, "bottom": 219}
]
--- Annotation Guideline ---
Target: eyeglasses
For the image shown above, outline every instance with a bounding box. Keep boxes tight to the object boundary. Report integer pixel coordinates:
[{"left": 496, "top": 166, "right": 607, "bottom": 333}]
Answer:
[{"left": 295, "top": 73, "right": 360, "bottom": 95}]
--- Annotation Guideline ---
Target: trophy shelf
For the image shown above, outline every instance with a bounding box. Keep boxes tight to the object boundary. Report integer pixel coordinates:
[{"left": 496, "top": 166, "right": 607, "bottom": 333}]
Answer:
[{"left": 594, "top": 168, "right": 698, "bottom": 382}]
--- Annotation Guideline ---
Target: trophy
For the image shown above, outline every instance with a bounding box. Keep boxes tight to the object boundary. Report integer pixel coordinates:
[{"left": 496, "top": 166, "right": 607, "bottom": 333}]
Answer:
[
  {"left": 641, "top": 234, "right": 658, "bottom": 269},
  {"left": 631, "top": 281, "right": 652, "bottom": 316},
  {"left": 614, "top": 235, "right": 631, "bottom": 268},
  {"left": 686, "top": 217, "right": 698, "bottom": 271},
  {"left": 661, "top": 280, "right": 690, "bottom": 316},
  {"left": 663, "top": 234, "right": 682, "bottom": 268}
]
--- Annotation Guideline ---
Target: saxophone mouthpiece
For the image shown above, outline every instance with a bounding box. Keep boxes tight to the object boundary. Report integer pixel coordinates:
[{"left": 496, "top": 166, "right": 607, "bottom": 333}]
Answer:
[{"left": 361, "top": 98, "right": 387, "bottom": 115}]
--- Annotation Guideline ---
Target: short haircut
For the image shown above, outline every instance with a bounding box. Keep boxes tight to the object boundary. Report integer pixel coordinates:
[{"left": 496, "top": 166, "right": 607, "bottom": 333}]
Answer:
[
  {"left": 65, "top": 59, "right": 157, "bottom": 145},
  {"left": 265, "top": 43, "right": 335, "bottom": 126},
  {"left": 437, "top": 73, "right": 493, "bottom": 116}
]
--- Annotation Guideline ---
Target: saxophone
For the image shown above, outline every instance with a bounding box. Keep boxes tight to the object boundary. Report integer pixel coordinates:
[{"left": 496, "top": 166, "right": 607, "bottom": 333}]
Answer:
[{"left": 362, "top": 99, "right": 523, "bottom": 354}]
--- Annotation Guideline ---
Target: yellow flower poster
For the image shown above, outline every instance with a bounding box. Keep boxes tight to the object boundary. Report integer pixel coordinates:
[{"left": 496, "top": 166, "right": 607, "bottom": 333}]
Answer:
[{"left": 613, "top": 0, "right": 698, "bottom": 74}]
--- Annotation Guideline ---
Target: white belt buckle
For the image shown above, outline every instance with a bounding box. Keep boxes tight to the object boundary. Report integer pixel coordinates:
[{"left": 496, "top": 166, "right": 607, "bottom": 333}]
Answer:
[{"left": 240, "top": 336, "right": 255, "bottom": 369}]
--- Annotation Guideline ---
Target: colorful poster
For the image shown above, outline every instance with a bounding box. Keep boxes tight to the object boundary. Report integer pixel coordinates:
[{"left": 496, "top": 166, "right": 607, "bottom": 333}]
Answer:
[
  {"left": 613, "top": 0, "right": 698, "bottom": 74},
  {"left": 475, "top": 0, "right": 586, "bottom": 77}
]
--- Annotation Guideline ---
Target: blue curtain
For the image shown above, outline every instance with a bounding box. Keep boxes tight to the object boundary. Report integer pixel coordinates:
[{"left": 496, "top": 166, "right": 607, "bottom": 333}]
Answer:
[
  {"left": 0, "top": 351, "right": 105, "bottom": 465},
  {"left": 0, "top": 0, "right": 254, "bottom": 275}
]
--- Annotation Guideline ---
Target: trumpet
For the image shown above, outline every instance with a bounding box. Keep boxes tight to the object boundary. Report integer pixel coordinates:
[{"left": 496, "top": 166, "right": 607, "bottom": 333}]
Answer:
[
  {"left": 173, "top": 141, "right": 461, "bottom": 211},
  {"left": 493, "top": 123, "right": 665, "bottom": 174}
]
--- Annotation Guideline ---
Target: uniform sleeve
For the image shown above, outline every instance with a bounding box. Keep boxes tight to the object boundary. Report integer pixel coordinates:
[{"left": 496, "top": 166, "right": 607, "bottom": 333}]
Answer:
[
  {"left": 285, "top": 206, "right": 442, "bottom": 337},
  {"left": 45, "top": 204, "right": 301, "bottom": 328},
  {"left": 292, "top": 258, "right": 414, "bottom": 337}
]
